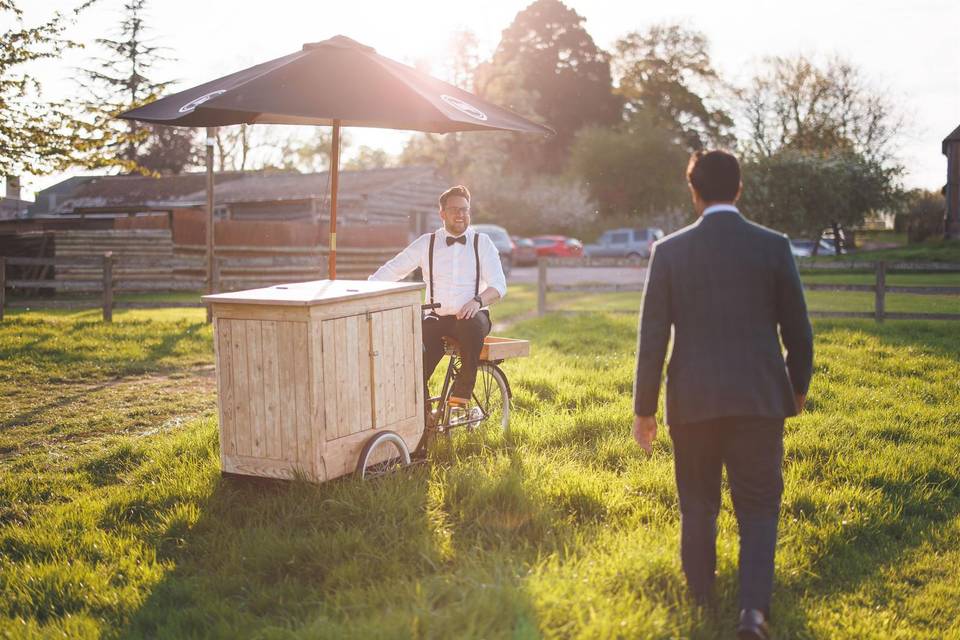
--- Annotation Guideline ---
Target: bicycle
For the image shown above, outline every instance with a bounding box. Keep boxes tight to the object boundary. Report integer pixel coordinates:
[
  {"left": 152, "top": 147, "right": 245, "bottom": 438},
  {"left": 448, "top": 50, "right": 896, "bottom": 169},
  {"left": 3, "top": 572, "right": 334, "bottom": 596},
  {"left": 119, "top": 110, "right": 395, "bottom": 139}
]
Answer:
[{"left": 355, "top": 302, "right": 529, "bottom": 479}]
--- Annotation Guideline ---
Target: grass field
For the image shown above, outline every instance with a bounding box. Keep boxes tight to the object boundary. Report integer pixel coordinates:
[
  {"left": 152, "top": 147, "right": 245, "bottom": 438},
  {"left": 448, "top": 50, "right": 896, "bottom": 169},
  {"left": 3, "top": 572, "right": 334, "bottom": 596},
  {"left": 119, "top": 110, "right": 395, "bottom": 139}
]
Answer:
[
  {"left": 2, "top": 290, "right": 960, "bottom": 638},
  {"left": 810, "top": 238, "right": 960, "bottom": 264}
]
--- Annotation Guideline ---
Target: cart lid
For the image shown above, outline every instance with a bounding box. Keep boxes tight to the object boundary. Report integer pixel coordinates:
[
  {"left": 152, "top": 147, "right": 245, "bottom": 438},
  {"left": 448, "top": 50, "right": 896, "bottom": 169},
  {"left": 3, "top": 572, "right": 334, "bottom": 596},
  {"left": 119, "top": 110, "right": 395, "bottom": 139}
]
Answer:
[{"left": 202, "top": 279, "right": 424, "bottom": 306}]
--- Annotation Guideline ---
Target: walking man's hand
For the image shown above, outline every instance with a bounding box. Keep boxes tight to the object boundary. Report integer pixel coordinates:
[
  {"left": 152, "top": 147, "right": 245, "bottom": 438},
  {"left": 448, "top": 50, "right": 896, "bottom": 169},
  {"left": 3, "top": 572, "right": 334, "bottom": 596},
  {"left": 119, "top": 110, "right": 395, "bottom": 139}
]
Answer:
[{"left": 633, "top": 414, "right": 658, "bottom": 455}]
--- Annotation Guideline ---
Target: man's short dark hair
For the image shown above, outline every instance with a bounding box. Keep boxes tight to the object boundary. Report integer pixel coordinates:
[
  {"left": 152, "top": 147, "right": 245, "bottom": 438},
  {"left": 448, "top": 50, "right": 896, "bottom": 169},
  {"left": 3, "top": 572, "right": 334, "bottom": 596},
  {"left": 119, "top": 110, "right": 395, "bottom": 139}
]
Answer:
[
  {"left": 439, "top": 185, "right": 471, "bottom": 209},
  {"left": 686, "top": 150, "right": 741, "bottom": 202}
]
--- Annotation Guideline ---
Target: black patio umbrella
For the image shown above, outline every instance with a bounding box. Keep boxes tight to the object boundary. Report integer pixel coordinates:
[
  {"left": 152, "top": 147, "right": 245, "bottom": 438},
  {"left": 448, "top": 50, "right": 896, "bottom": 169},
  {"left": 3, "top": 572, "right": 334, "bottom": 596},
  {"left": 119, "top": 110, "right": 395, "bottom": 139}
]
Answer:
[{"left": 119, "top": 35, "right": 553, "bottom": 280}]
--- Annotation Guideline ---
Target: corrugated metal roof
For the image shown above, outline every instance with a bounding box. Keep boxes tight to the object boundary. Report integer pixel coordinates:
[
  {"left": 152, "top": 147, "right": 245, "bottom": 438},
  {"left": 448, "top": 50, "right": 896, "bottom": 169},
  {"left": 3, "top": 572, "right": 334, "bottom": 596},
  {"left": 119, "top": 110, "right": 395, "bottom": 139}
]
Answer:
[{"left": 45, "top": 166, "right": 447, "bottom": 213}]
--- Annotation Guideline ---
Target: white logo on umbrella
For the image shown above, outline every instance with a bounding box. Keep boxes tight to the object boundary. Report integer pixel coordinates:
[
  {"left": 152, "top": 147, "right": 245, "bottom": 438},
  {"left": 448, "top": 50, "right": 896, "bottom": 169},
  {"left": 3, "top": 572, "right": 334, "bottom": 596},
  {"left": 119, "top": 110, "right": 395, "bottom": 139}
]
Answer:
[
  {"left": 179, "top": 90, "right": 227, "bottom": 114},
  {"left": 440, "top": 94, "right": 488, "bottom": 121}
]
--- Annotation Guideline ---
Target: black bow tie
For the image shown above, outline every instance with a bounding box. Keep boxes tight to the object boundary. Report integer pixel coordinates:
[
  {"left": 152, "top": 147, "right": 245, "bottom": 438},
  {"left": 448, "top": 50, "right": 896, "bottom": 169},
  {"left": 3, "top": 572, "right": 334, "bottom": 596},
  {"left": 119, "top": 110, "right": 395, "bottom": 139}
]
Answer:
[{"left": 446, "top": 235, "right": 466, "bottom": 246}]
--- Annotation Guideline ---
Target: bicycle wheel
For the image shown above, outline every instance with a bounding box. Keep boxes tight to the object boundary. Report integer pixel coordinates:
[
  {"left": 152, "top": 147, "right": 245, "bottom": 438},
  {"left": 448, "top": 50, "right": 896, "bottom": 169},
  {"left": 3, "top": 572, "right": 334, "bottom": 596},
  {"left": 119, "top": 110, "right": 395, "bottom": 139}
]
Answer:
[
  {"left": 473, "top": 363, "right": 511, "bottom": 433},
  {"left": 355, "top": 431, "right": 411, "bottom": 480}
]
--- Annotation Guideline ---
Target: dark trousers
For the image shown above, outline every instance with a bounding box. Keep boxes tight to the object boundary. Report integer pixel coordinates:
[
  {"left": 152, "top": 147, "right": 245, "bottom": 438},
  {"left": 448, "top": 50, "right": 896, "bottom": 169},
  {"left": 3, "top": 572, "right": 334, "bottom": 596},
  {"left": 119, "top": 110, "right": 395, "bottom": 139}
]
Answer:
[
  {"left": 422, "top": 311, "right": 491, "bottom": 402},
  {"left": 669, "top": 416, "right": 784, "bottom": 614}
]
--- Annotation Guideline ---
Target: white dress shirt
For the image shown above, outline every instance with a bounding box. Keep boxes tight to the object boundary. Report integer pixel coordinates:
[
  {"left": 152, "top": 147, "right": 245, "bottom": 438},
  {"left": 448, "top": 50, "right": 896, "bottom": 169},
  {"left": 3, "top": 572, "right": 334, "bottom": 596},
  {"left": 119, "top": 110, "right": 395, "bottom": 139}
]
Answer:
[
  {"left": 369, "top": 226, "right": 507, "bottom": 317},
  {"left": 702, "top": 203, "right": 740, "bottom": 217}
]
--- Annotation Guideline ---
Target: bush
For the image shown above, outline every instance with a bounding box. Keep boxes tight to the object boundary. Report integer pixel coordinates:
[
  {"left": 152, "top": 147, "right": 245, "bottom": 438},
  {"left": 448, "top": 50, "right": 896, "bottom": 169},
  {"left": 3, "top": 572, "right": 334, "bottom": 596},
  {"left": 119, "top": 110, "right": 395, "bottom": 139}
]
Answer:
[{"left": 905, "top": 190, "right": 946, "bottom": 244}]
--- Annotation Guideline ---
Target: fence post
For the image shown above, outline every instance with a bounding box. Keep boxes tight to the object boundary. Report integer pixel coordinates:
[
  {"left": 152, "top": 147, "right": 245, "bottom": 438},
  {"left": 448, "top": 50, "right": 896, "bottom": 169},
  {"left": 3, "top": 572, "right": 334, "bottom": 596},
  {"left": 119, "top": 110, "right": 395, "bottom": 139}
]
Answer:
[
  {"left": 874, "top": 261, "right": 886, "bottom": 323},
  {"left": 103, "top": 251, "right": 114, "bottom": 323},
  {"left": 0, "top": 257, "right": 5, "bottom": 322},
  {"left": 537, "top": 258, "right": 547, "bottom": 316}
]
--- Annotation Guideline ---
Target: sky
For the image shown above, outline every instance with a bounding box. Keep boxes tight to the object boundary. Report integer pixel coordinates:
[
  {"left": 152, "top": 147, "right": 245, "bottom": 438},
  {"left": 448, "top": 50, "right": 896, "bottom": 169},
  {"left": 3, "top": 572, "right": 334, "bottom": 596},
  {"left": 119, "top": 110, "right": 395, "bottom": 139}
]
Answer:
[{"left": 11, "top": 0, "right": 960, "bottom": 199}]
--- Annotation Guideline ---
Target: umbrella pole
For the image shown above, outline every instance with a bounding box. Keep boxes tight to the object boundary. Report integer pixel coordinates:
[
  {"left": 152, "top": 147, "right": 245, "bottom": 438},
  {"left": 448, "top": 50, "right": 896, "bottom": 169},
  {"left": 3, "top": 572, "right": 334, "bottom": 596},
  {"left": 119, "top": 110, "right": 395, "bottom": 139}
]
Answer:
[
  {"left": 205, "top": 127, "right": 216, "bottom": 322},
  {"left": 328, "top": 119, "right": 341, "bottom": 280}
]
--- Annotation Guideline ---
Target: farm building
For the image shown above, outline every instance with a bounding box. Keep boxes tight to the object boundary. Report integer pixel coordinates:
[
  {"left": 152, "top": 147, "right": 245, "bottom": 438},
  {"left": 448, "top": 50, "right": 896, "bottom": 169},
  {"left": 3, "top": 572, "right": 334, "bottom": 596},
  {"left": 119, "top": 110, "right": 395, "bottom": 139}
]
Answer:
[{"left": 2, "top": 166, "right": 449, "bottom": 292}]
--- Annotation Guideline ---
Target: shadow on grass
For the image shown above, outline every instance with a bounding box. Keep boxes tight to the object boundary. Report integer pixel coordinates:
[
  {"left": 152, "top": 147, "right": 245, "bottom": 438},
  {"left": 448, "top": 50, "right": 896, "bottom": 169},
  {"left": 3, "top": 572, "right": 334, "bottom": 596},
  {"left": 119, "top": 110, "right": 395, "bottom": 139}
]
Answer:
[{"left": 120, "top": 439, "right": 542, "bottom": 639}]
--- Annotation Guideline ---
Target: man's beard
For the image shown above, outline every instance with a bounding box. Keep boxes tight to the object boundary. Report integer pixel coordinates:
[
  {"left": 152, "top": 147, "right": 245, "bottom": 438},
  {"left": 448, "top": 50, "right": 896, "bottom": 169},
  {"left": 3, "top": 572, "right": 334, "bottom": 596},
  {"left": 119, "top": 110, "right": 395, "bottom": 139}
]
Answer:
[{"left": 445, "top": 219, "right": 467, "bottom": 235}]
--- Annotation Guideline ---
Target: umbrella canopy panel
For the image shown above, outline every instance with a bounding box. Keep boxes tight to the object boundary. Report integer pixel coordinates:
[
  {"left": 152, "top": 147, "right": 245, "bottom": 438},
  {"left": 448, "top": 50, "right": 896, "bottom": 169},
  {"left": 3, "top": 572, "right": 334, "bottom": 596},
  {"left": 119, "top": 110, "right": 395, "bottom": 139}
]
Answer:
[{"left": 120, "top": 35, "right": 553, "bottom": 135}]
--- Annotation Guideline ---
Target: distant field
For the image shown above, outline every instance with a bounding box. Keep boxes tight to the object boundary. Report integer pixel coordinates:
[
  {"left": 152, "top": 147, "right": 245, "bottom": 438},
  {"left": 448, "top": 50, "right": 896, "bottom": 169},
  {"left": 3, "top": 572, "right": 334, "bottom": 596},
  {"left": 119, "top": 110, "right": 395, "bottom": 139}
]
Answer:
[{"left": 1, "top": 308, "right": 958, "bottom": 638}]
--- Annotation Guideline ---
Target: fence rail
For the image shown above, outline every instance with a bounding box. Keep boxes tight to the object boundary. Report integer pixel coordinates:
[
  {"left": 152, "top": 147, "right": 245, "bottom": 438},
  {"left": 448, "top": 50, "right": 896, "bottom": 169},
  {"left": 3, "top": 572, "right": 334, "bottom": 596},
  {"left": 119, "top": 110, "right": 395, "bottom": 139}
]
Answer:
[
  {"left": 1, "top": 246, "right": 404, "bottom": 322},
  {"left": 536, "top": 258, "right": 960, "bottom": 322}
]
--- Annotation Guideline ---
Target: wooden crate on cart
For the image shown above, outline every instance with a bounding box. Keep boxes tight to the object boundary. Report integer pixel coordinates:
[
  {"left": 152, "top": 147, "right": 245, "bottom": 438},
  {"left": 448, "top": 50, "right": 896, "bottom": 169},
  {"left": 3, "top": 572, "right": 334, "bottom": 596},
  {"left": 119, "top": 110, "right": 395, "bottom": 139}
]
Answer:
[{"left": 203, "top": 279, "right": 426, "bottom": 482}]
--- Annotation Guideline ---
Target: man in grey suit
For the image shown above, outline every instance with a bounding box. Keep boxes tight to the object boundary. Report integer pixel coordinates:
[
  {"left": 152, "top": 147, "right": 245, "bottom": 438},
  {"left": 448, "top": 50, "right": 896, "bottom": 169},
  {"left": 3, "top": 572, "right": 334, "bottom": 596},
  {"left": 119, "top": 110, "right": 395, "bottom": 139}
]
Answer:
[{"left": 632, "top": 150, "right": 813, "bottom": 640}]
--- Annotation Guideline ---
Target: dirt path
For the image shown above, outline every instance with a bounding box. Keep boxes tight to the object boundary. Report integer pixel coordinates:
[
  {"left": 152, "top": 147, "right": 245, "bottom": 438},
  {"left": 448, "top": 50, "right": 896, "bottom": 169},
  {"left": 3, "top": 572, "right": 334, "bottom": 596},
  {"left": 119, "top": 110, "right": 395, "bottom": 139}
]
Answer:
[{"left": 0, "top": 365, "right": 218, "bottom": 462}]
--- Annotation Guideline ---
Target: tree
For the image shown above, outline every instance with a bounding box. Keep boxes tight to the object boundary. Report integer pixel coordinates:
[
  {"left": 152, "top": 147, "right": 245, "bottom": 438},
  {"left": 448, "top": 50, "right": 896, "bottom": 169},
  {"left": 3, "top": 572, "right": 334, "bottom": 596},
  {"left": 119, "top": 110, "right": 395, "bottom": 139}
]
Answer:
[
  {"left": 0, "top": 1, "right": 104, "bottom": 176},
  {"left": 77, "top": 0, "right": 198, "bottom": 174},
  {"left": 265, "top": 129, "right": 351, "bottom": 173},
  {"left": 614, "top": 24, "right": 734, "bottom": 151},
  {"left": 478, "top": 0, "right": 620, "bottom": 172},
  {"left": 343, "top": 146, "right": 395, "bottom": 171},
  {"left": 740, "top": 148, "right": 900, "bottom": 248},
  {"left": 470, "top": 170, "right": 596, "bottom": 237},
  {"left": 737, "top": 55, "right": 904, "bottom": 244},
  {"left": 567, "top": 118, "right": 690, "bottom": 219},
  {"left": 739, "top": 55, "right": 902, "bottom": 164},
  {"left": 900, "top": 189, "right": 946, "bottom": 244}
]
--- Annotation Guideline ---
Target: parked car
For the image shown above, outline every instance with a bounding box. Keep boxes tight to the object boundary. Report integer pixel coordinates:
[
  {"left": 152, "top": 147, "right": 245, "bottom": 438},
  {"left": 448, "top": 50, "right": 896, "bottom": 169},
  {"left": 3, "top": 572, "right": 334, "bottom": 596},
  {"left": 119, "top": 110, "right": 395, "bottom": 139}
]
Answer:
[
  {"left": 789, "top": 239, "right": 839, "bottom": 258},
  {"left": 584, "top": 227, "right": 664, "bottom": 258},
  {"left": 473, "top": 223, "right": 515, "bottom": 276},
  {"left": 511, "top": 236, "right": 539, "bottom": 266},
  {"left": 531, "top": 235, "right": 584, "bottom": 258}
]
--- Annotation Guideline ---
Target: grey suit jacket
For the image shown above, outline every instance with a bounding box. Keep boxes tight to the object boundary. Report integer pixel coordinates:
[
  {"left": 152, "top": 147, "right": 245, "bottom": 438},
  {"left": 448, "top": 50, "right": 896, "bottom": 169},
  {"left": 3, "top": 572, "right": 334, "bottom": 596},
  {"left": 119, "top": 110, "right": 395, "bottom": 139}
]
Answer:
[{"left": 633, "top": 209, "right": 814, "bottom": 426}]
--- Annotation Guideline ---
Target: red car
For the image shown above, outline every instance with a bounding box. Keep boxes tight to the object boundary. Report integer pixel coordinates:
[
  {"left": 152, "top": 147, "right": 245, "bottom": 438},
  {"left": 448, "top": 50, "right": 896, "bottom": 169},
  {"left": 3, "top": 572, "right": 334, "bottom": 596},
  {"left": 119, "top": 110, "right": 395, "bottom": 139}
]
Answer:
[
  {"left": 511, "top": 236, "right": 540, "bottom": 266},
  {"left": 532, "top": 235, "right": 584, "bottom": 257}
]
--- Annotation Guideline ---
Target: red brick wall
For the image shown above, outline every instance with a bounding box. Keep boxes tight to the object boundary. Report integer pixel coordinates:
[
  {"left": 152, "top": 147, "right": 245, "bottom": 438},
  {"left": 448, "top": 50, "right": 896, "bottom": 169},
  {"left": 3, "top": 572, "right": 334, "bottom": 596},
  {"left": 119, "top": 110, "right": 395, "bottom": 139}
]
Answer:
[
  {"left": 114, "top": 214, "right": 170, "bottom": 230},
  {"left": 171, "top": 208, "right": 407, "bottom": 248}
]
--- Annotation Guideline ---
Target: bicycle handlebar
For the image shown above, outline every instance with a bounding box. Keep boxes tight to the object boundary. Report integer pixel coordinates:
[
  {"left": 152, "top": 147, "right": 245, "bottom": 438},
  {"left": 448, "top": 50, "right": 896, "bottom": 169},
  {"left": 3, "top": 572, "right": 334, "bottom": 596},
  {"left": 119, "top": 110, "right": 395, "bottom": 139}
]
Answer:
[{"left": 421, "top": 303, "right": 441, "bottom": 311}]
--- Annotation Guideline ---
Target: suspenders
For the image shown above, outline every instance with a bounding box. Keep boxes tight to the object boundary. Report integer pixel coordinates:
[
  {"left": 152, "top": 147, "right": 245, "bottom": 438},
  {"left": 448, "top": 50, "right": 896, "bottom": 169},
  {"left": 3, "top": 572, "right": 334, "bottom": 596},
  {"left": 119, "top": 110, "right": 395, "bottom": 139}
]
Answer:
[{"left": 427, "top": 231, "right": 480, "bottom": 317}]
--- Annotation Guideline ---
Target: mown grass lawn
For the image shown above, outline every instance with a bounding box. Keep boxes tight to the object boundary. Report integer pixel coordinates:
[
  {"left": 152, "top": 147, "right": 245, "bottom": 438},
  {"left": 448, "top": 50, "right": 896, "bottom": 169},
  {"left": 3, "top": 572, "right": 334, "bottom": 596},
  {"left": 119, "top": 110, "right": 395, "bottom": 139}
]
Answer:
[{"left": 2, "top": 300, "right": 959, "bottom": 638}]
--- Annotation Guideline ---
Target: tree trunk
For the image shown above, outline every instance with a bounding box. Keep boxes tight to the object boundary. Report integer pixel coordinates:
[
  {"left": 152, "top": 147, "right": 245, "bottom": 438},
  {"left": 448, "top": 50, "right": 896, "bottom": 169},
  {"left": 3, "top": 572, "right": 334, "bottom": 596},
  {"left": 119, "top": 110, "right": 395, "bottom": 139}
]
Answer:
[{"left": 831, "top": 221, "right": 843, "bottom": 254}]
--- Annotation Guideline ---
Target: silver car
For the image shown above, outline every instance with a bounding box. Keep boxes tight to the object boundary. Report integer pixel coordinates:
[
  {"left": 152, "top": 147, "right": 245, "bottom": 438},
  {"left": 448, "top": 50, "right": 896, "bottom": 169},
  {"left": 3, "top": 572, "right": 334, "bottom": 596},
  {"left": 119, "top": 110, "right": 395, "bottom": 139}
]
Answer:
[{"left": 584, "top": 227, "right": 664, "bottom": 258}]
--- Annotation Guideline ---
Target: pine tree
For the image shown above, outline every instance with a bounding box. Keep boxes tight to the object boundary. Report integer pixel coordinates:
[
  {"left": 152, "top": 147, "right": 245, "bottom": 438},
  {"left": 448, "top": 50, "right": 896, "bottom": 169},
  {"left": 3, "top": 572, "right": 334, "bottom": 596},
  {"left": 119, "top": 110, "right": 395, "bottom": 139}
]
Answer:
[{"left": 77, "top": 0, "right": 198, "bottom": 174}]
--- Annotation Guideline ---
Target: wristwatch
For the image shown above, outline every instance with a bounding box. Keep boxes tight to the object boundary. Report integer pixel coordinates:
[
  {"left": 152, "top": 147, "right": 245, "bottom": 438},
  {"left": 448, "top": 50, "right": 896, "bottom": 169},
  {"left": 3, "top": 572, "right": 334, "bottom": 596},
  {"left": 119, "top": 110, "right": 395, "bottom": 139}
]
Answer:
[{"left": 473, "top": 295, "right": 483, "bottom": 305}]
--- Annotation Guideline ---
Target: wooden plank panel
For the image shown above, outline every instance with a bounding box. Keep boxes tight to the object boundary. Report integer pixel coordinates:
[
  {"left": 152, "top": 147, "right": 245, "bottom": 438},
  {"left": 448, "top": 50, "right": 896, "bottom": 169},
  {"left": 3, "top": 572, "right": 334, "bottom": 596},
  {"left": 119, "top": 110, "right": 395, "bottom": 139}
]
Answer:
[
  {"left": 278, "top": 321, "right": 298, "bottom": 463},
  {"left": 215, "top": 318, "right": 237, "bottom": 457},
  {"left": 292, "top": 321, "right": 313, "bottom": 475},
  {"left": 344, "top": 315, "right": 362, "bottom": 437},
  {"left": 308, "top": 319, "right": 326, "bottom": 472},
  {"left": 333, "top": 317, "right": 349, "bottom": 440},
  {"left": 231, "top": 319, "right": 252, "bottom": 457},
  {"left": 212, "top": 303, "right": 309, "bottom": 322},
  {"left": 402, "top": 306, "right": 416, "bottom": 419},
  {"left": 358, "top": 314, "right": 373, "bottom": 431},
  {"left": 246, "top": 321, "right": 265, "bottom": 458},
  {"left": 380, "top": 309, "right": 397, "bottom": 426},
  {"left": 308, "top": 290, "right": 423, "bottom": 321},
  {"left": 261, "top": 320, "right": 281, "bottom": 460},
  {"left": 322, "top": 319, "right": 340, "bottom": 441},
  {"left": 411, "top": 305, "right": 425, "bottom": 429},
  {"left": 387, "top": 307, "right": 404, "bottom": 426},
  {"left": 370, "top": 311, "right": 385, "bottom": 429}
]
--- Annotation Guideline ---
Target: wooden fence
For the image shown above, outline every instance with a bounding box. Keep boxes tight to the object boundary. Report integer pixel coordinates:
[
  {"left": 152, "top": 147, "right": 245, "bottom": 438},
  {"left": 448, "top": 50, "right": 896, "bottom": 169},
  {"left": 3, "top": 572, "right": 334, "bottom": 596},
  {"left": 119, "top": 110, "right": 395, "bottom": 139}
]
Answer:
[
  {"left": 1, "top": 246, "right": 404, "bottom": 322},
  {"left": 536, "top": 257, "right": 960, "bottom": 322},
  {"left": 536, "top": 256, "right": 647, "bottom": 316}
]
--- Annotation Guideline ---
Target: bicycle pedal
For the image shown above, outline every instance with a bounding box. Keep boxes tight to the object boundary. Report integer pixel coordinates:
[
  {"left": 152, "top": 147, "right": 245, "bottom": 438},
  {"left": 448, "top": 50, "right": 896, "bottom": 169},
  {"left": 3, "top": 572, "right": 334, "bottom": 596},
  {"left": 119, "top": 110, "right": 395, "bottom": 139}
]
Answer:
[{"left": 464, "top": 407, "right": 484, "bottom": 431}]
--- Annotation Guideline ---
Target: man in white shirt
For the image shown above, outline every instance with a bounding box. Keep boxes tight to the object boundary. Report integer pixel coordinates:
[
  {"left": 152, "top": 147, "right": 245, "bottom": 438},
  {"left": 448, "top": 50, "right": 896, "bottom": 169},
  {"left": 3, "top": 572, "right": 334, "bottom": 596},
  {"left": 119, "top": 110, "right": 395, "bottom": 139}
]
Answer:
[{"left": 369, "top": 185, "right": 507, "bottom": 413}]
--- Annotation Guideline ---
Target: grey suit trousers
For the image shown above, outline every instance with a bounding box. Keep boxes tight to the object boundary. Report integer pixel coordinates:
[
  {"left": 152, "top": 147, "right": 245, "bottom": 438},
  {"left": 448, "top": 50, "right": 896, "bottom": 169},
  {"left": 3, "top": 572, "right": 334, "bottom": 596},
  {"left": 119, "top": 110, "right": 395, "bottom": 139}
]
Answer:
[{"left": 669, "top": 415, "right": 784, "bottom": 614}]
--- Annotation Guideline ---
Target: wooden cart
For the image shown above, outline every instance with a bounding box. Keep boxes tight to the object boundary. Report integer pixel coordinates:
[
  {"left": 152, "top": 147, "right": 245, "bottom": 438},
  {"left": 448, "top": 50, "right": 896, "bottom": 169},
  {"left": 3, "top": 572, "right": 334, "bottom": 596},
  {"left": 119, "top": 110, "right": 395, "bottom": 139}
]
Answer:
[{"left": 203, "top": 279, "right": 426, "bottom": 482}]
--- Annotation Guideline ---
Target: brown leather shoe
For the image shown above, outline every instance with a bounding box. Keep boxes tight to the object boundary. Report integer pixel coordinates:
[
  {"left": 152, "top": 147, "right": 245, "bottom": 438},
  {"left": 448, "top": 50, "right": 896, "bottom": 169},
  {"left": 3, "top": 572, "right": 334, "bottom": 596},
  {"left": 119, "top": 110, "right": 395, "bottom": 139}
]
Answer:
[{"left": 737, "top": 609, "right": 770, "bottom": 640}]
